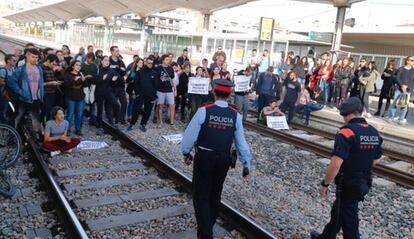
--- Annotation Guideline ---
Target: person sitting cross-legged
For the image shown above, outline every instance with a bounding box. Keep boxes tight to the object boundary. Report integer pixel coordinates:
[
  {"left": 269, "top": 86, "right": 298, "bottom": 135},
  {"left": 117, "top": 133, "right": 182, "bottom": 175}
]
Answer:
[
  {"left": 42, "top": 106, "right": 80, "bottom": 157},
  {"left": 258, "top": 98, "right": 285, "bottom": 124}
]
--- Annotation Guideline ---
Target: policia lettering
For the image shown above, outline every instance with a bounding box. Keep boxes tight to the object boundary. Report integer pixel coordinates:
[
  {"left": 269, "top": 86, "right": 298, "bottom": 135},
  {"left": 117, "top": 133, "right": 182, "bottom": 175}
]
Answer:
[
  {"left": 181, "top": 79, "right": 252, "bottom": 239},
  {"left": 311, "top": 97, "right": 384, "bottom": 239}
]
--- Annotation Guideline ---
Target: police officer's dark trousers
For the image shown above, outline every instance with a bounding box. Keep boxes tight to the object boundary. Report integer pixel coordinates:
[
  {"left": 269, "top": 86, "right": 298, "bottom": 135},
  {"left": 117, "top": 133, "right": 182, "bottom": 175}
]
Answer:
[{"left": 192, "top": 149, "right": 230, "bottom": 239}]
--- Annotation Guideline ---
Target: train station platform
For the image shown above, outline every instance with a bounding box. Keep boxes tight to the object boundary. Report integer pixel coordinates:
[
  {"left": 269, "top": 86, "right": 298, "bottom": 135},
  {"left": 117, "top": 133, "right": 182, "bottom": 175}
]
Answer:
[{"left": 311, "top": 96, "right": 414, "bottom": 143}]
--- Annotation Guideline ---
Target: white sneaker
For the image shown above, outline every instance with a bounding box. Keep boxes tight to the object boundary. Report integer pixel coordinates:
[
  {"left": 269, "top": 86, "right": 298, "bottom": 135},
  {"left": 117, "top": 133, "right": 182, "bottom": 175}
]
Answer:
[
  {"left": 366, "top": 113, "right": 372, "bottom": 118},
  {"left": 393, "top": 117, "right": 400, "bottom": 122},
  {"left": 50, "top": 151, "right": 61, "bottom": 157},
  {"left": 399, "top": 119, "right": 407, "bottom": 125}
]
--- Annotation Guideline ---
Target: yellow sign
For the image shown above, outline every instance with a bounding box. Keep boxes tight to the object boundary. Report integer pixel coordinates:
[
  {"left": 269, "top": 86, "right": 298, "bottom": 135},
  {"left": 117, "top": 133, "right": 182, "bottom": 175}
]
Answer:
[
  {"left": 235, "top": 48, "right": 244, "bottom": 59},
  {"left": 259, "top": 17, "right": 274, "bottom": 42}
]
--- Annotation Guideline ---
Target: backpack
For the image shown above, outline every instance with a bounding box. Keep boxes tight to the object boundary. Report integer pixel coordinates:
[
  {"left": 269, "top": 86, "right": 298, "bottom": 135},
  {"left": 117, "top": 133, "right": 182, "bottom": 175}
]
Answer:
[{"left": 397, "top": 93, "right": 410, "bottom": 108}]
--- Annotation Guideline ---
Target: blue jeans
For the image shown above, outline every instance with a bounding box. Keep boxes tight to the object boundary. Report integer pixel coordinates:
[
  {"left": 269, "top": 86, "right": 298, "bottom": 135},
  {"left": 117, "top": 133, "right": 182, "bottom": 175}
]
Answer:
[
  {"left": 65, "top": 98, "right": 85, "bottom": 131},
  {"left": 388, "top": 90, "right": 409, "bottom": 120},
  {"left": 127, "top": 94, "right": 135, "bottom": 118},
  {"left": 88, "top": 103, "right": 96, "bottom": 124},
  {"left": 303, "top": 102, "right": 323, "bottom": 123},
  {"left": 42, "top": 94, "right": 56, "bottom": 123},
  {"left": 322, "top": 79, "right": 332, "bottom": 105}
]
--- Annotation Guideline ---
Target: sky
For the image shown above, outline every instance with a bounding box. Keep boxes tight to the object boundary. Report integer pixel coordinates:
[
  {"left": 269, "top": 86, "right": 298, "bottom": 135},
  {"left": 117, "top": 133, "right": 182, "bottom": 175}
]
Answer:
[{"left": 213, "top": 0, "right": 414, "bottom": 32}]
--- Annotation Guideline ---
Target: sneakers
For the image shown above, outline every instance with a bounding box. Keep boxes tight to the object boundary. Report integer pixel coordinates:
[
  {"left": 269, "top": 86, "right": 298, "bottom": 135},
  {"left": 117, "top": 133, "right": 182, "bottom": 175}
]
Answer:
[
  {"left": 399, "top": 119, "right": 407, "bottom": 125},
  {"left": 366, "top": 113, "right": 372, "bottom": 118},
  {"left": 127, "top": 125, "right": 134, "bottom": 131},
  {"left": 393, "top": 117, "right": 400, "bottom": 122},
  {"left": 139, "top": 124, "right": 147, "bottom": 132},
  {"left": 310, "top": 231, "right": 321, "bottom": 239},
  {"left": 75, "top": 130, "right": 83, "bottom": 136},
  {"left": 50, "top": 151, "right": 61, "bottom": 157},
  {"left": 374, "top": 111, "right": 380, "bottom": 116}
]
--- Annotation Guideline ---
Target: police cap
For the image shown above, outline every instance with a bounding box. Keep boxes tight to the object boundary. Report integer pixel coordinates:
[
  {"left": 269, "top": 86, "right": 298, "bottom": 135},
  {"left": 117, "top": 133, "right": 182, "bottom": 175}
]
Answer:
[
  {"left": 339, "top": 97, "right": 363, "bottom": 116},
  {"left": 214, "top": 79, "right": 234, "bottom": 93}
]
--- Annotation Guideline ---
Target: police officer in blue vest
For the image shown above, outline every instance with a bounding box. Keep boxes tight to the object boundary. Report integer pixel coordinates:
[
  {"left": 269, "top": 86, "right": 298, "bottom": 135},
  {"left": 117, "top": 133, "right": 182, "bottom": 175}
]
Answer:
[
  {"left": 181, "top": 79, "right": 252, "bottom": 239},
  {"left": 311, "top": 97, "right": 384, "bottom": 239}
]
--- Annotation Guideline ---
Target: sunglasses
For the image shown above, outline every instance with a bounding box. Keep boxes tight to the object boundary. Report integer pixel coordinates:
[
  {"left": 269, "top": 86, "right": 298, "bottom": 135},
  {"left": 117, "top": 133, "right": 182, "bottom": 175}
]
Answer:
[{"left": 147, "top": 62, "right": 153, "bottom": 65}]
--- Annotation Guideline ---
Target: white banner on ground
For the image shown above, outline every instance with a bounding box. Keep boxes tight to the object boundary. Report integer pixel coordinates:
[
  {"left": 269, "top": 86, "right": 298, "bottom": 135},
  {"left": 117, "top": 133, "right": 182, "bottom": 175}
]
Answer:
[
  {"left": 234, "top": 75, "right": 250, "bottom": 92},
  {"left": 266, "top": 116, "right": 289, "bottom": 130},
  {"left": 77, "top": 141, "right": 109, "bottom": 150},
  {"left": 162, "top": 134, "right": 183, "bottom": 144},
  {"left": 188, "top": 77, "right": 209, "bottom": 95}
]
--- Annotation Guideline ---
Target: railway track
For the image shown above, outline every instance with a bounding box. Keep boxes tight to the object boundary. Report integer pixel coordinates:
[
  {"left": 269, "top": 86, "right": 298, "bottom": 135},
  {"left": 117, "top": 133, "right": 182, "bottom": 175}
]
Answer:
[
  {"left": 243, "top": 117, "right": 414, "bottom": 189},
  {"left": 20, "top": 120, "right": 277, "bottom": 239}
]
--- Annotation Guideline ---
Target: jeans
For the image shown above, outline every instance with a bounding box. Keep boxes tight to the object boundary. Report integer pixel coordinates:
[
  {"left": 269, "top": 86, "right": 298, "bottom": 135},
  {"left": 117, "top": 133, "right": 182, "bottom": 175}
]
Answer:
[
  {"left": 130, "top": 96, "right": 155, "bottom": 126},
  {"left": 235, "top": 94, "right": 250, "bottom": 121},
  {"left": 41, "top": 94, "right": 56, "bottom": 123},
  {"left": 65, "top": 98, "right": 85, "bottom": 131},
  {"left": 303, "top": 102, "right": 323, "bottom": 123},
  {"left": 127, "top": 94, "right": 135, "bottom": 118},
  {"left": 87, "top": 103, "right": 97, "bottom": 124},
  {"left": 322, "top": 79, "right": 332, "bottom": 105},
  {"left": 114, "top": 87, "right": 127, "bottom": 123},
  {"left": 359, "top": 90, "right": 371, "bottom": 113},
  {"left": 0, "top": 96, "right": 9, "bottom": 124},
  {"left": 280, "top": 100, "right": 296, "bottom": 124},
  {"left": 14, "top": 100, "right": 42, "bottom": 134},
  {"left": 95, "top": 93, "right": 119, "bottom": 126},
  {"left": 388, "top": 90, "right": 410, "bottom": 120},
  {"left": 258, "top": 94, "right": 272, "bottom": 117}
]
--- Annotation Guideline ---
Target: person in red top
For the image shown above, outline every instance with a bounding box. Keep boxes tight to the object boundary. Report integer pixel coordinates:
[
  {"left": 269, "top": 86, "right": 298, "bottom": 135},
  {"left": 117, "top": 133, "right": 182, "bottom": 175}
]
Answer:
[{"left": 320, "top": 59, "right": 334, "bottom": 106}]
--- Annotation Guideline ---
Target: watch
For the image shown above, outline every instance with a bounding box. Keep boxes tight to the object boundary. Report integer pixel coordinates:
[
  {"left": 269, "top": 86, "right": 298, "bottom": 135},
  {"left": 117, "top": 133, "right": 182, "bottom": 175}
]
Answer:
[{"left": 320, "top": 179, "right": 330, "bottom": 187}]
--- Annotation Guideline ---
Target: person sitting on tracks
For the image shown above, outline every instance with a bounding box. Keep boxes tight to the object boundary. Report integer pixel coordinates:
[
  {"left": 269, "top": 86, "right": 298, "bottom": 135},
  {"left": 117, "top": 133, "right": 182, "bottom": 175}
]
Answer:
[
  {"left": 42, "top": 106, "right": 80, "bottom": 157},
  {"left": 258, "top": 98, "right": 285, "bottom": 125}
]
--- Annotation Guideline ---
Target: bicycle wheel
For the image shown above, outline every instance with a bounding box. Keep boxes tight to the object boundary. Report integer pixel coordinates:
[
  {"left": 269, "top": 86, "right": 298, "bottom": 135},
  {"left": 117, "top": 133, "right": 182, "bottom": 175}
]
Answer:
[
  {"left": 0, "top": 124, "right": 22, "bottom": 169},
  {"left": 0, "top": 171, "right": 15, "bottom": 198}
]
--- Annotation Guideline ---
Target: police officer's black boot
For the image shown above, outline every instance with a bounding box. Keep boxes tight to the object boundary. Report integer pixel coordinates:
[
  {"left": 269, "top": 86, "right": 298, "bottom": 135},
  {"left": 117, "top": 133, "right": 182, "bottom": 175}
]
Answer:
[{"left": 310, "top": 231, "right": 321, "bottom": 239}]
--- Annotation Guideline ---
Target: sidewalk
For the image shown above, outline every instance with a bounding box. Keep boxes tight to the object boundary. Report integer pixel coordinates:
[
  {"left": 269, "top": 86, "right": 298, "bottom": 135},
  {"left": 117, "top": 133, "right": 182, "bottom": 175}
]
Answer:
[{"left": 311, "top": 96, "right": 414, "bottom": 142}]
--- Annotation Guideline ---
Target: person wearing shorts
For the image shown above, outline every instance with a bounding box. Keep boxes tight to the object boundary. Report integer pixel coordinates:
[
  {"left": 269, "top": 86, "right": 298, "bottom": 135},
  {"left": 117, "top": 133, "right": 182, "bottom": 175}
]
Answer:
[{"left": 156, "top": 54, "right": 176, "bottom": 124}]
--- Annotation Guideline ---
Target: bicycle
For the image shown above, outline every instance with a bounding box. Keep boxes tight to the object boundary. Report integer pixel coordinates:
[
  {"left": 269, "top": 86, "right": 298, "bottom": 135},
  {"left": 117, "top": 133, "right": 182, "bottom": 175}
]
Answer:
[{"left": 0, "top": 123, "right": 23, "bottom": 198}]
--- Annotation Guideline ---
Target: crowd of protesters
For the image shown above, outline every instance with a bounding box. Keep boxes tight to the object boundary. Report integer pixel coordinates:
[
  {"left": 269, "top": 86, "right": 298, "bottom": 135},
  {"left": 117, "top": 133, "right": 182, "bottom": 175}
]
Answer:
[{"left": 0, "top": 42, "right": 413, "bottom": 156}]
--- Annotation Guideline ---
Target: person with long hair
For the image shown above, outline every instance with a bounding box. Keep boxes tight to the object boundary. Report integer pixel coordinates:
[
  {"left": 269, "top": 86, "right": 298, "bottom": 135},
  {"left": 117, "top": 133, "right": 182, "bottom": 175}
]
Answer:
[
  {"left": 334, "top": 57, "right": 354, "bottom": 108},
  {"left": 126, "top": 58, "right": 144, "bottom": 121},
  {"left": 92, "top": 56, "right": 121, "bottom": 130},
  {"left": 63, "top": 60, "right": 87, "bottom": 136},
  {"left": 42, "top": 106, "right": 80, "bottom": 157},
  {"left": 208, "top": 66, "right": 222, "bottom": 102},
  {"left": 293, "top": 56, "right": 308, "bottom": 85},
  {"left": 375, "top": 60, "right": 397, "bottom": 117},
  {"left": 320, "top": 59, "right": 334, "bottom": 106},
  {"left": 358, "top": 61, "right": 379, "bottom": 118}
]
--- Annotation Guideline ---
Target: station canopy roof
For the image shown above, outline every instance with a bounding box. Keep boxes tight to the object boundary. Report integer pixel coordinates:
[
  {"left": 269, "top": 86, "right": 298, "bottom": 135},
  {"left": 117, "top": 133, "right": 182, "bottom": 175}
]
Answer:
[
  {"left": 2, "top": 0, "right": 256, "bottom": 23},
  {"left": 3, "top": 0, "right": 366, "bottom": 24}
]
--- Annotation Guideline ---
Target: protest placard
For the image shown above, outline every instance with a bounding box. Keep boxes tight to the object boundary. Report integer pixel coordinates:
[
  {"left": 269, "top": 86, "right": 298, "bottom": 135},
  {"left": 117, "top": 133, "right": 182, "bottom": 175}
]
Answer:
[
  {"left": 77, "top": 141, "right": 109, "bottom": 150},
  {"left": 162, "top": 134, "right": 183, "bottom": 144},
  {"left": 188, "top": 77, "right": 209, "bottom": 95},
  {"left": 234, "top": 75, "right": 250, "bottom": 92},
  {"left": 266, "top": 116, "right": 289, "bottom": 130}
]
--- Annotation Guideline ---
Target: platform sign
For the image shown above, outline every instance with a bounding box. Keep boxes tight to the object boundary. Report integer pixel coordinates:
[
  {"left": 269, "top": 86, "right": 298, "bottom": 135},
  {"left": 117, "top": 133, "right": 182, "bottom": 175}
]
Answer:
[
  {"left": 234, "top": 75, "right": 250, "bottom": 92},
  {"left": 266, "top": 116, "right": 289, "bottom": 130},
  {"left": 259, "top": 17, "right": 274, "bottom": 42},
  {"left": 188, "top": 77, "right": 209, "bottom": 95}
]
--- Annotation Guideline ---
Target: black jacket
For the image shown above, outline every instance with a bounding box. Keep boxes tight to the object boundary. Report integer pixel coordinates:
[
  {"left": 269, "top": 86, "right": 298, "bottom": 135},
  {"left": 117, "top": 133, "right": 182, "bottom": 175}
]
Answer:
[
  {"left": 177, "top": 72, "right": 193, "bottom": 95},
  {"left": 93, "top": 67, "right": 119, "bottom": 96},
  {"left": 134, "top": 66, "right": 158, "bottom": 100},
  {"left": 63, "top": 72, "right": 88, "bottom": 101}
]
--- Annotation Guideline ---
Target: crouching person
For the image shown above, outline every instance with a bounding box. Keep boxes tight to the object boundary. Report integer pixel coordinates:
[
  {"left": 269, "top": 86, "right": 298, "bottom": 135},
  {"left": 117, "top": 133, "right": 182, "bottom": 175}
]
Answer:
[
  {"left": 42, "top": 106, "right": 80, "bottom": 156},
  {"left": 258, "top": 98, "right": 285, "bottom": 125}
]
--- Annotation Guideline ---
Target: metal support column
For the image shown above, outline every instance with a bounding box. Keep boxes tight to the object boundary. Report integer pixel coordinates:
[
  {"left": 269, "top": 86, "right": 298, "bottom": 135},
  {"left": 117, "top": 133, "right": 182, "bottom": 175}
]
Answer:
[
  {"left": 103, "top": 18, "right": 110, "bottom": 49},
  {"left": 284, "top": 40, "right": 289, "bottom": 62},
  {"left": 331, "top": 6, "right": 347, "bottom": 63},
  {"left": 201, "top": 13, "right": 210, "bottom": 59},
  {"left": 140, "top": 17, "right": 146, "bottom": 55}
]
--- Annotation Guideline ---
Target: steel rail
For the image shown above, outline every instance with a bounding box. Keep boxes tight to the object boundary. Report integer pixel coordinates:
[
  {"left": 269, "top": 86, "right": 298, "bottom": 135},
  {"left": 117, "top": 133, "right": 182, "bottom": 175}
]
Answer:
[
  {"left": 20, "top": 126, "right": 89, "bottom": 239},
  {"left": 101, "top": 121, "right": 278, "bottom": 239},
  {"left": 244, "top": 121, "right": 414, "bottom": 189}
]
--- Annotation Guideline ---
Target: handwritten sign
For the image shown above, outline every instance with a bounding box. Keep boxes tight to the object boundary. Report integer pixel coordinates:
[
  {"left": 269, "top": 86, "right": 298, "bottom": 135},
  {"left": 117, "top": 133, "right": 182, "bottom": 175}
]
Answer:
[
  {"left": 162, "top": 134, "right": 183, "bottom": 144},
  {"left": 266, "top": 116, "right": 289, "bottom": 130},
  {"left": 188, "top": 77, "right": 209, "bottom": 95},
  {"left": 234, "top": 75, "right": 250, "bottom": 92},
  {"left": 77, "top": 141, "right": 109, "bottom": 150}
]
